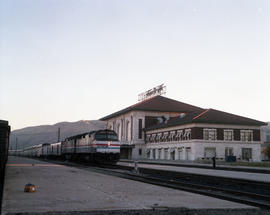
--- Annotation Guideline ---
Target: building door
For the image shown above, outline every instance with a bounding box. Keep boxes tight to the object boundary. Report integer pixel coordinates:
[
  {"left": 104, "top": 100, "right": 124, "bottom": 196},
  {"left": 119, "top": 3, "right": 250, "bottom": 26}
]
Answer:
[
  {"left": 158, "top": 149, "right": 162, "bottom": 159},
  {"left": 186, "top": 147, "right": 191, "bottom": 160},
  {"left": 179, "top": 148, "right": 184, "bottom": 160},
  {"left": 178, "top": 148, "right": 182, "bottom": 160},
  {"left": 164, "top": 149, "right": 168, "bottom": 160},
  {"left": 120, "top": 148, "right": 132, "bottom": 159},
  {"left": 146, "top": 150, "right": 150, "bottom": 159},
  {"left": 170, "top": 150, "right": 175, "bottom": 160},
  {"left": 204, "top": 147, "right": 216, "bottom": 159},
  {"left": 242, "top": 148, "right": 252, "bottom": 161}
]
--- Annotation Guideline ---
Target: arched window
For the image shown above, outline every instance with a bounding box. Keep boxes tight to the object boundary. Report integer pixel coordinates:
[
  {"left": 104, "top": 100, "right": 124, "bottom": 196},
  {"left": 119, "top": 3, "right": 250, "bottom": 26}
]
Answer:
[
  {"left": 117, "top": 123, "right": 121, "bottom": 140},
  {"left": 126, "top": 121, "right": 131, "bottom": 141},
  {"left": 121, "top": 119, "right": 124, "bottom": 138}
]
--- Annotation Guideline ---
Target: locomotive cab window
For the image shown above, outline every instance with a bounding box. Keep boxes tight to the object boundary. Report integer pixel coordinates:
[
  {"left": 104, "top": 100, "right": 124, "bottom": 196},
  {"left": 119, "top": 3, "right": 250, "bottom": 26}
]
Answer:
[{"left": 95, "top": 130, "right": 118, "bottom": 141}]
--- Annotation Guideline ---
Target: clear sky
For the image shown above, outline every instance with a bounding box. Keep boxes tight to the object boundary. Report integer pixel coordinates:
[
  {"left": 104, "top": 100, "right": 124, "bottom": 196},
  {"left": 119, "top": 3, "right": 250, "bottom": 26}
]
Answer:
[{"left": 1, "top": 0, "right": 269, "bottom": 130}]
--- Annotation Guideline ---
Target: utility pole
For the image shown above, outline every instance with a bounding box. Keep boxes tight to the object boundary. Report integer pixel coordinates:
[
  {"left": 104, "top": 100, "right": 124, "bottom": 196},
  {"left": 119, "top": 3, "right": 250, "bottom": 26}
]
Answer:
[
  {"left": 16, "top": 137, "right": 18, "bottom": 155},
  {"left": 57, "top": 127, "right": 60, "bottom": 142}
]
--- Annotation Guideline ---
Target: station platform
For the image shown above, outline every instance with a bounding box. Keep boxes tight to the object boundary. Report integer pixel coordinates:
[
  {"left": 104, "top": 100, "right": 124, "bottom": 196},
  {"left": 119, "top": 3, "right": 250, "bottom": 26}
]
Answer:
[
  {"left": 119, "top": 159, "right": 270, "bottom": 173},
  {"left": 118, "top": 161, "right": 270, "bottom": 183},
  {"left": 2, "top": 156, "right": 254, "bottom": 214}
]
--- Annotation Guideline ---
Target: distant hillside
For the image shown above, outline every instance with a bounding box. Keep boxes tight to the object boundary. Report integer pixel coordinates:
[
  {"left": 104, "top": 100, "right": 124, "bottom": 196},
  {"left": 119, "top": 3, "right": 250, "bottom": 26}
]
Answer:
[{"left": 9, "top": 120, "right": 106, "bottom": 150}]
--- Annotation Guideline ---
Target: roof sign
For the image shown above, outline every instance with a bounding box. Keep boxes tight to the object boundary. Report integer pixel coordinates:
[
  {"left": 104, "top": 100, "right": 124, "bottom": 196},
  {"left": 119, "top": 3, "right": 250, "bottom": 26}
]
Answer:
[{"left": 138, "top": 84, "right": 166, "bottom": 102}]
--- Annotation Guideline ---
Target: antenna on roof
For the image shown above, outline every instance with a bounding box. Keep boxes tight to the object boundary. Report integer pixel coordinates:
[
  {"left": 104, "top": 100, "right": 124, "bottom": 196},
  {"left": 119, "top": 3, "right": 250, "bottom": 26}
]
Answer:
[{"left": 138, "top": 84, "right": 166, "bottom": 102}]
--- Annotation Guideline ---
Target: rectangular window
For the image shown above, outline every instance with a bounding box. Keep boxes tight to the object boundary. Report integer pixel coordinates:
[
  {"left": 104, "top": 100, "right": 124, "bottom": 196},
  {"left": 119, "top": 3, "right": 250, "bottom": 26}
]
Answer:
[
  {"left": 156, "top": 133, "right": 162, "bottom": 142},
  {"left": 225, "top": 147, "right": 234, "bottom": 156},
  {"left": 162, "top": 132, "right": 169, "bottom": 142},
  {"left": 242, "top": 148, "right": 252, "bottom": 160},
  {"left": 184, "top": 129, "right": 191, "bottom": 140},
  {"left": 138, "top": 148, "right": 142, "bottom": 155},
  {"left": 146, "top": 134, "right": 151, "bottom": 143},
  {"left": 240, "top": 130, "right": 253, "bottom": 142},
  {"left": 138, "top": 119, "right": 142, "bottom": 139},
  {"left": 203, "top": 129, "right": 217, "bottom": 140},
  {"left": 150, "top": 133, "right": 156, "bottom": 143},
  {"left": 175, "top": 130, "right": 183, "bottom": 141},
  {"left": 168, "top": 131, "right": 175, "bottom": 141},
  {"left": 224, "top": 130, "right": 233, "bottom": 141}
]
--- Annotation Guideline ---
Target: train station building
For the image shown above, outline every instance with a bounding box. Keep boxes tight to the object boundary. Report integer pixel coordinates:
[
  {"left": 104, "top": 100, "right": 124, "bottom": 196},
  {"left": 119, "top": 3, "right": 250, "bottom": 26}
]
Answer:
[{"left": 100, "top": 96, "right": 266, "bottom": 161}]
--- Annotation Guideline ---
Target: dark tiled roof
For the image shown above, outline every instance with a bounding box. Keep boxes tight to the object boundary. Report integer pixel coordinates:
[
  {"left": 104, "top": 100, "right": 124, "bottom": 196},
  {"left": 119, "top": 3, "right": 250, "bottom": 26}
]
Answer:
[
  {"left": 146, "top": 108, "right": 267, "bottom": 131},
  {"left": 100, "top": 96, "right": 204, "bottom": 120},
  {"left": 193, "top": 108, "right": 267, "bottom": 126}
]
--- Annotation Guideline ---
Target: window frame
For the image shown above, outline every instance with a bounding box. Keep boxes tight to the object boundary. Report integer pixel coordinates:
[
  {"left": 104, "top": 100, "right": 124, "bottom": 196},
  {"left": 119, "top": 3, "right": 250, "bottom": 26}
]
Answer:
[
  {"left": 203, "top": 128, "right": 217, "bottom": 141},
  {"left": 240, "top": 130, "right": 253, "bottom": 142},
  {"left": 224, "top": 129, "right": 234, "bottom": 141}
]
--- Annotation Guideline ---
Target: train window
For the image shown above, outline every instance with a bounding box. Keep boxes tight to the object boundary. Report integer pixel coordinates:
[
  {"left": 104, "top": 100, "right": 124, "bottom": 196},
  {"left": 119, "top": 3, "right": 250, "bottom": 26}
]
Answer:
[
  {"left": 107, "top": 134, "right": 118, "bottom": 141},
  {"left": 95, "top": 131, "right": 118, "bottom": 141}
]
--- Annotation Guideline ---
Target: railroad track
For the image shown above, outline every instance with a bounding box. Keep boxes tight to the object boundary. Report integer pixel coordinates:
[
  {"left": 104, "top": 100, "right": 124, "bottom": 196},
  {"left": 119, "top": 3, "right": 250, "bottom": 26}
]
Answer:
[
  {"left": 120, "top": 160, "right": 270, "bottom": 174},
  {"left": 87, "top": 164, "right": 270, "bottom": 209},
  {"left": 36, "top": 158, "right": 270, "bottom": 209}
]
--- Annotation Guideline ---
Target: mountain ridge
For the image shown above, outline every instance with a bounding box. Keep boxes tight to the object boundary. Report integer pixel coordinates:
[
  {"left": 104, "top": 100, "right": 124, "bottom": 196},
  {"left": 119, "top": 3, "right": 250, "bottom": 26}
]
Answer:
[{"left": 9, "top": 120, "right": 106, "bottom": 150}]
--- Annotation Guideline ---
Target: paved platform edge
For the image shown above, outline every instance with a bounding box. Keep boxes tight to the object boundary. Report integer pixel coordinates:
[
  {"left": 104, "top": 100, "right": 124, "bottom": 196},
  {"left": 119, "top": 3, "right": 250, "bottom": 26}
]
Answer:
[{"left": 3, "top": 208, "right": 270, "bottom": 215}]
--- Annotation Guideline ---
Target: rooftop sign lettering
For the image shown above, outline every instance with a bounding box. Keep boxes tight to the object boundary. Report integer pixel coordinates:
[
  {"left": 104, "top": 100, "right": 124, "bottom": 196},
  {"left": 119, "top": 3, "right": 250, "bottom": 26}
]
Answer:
[{"left": 138, "top": 84, "right": 166, "bottom": 101}]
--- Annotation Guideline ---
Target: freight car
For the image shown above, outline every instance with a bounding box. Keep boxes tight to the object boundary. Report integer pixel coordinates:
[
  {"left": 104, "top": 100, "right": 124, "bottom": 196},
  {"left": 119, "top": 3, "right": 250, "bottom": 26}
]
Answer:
[{"left": 11, "top": 129, "right": 120, "bottom": 164}]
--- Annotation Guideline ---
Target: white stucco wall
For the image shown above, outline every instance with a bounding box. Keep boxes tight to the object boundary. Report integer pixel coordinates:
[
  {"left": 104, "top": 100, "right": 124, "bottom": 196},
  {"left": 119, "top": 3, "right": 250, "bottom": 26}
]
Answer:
[
  {"left": 103, "top": 110, "right": 181, "bottom": 159},
  {"left": 192, "top": 140, "right": 261, "bottom": 162},
  {"left": 146, "top": 140, "right": 261, "bottom": 162}
]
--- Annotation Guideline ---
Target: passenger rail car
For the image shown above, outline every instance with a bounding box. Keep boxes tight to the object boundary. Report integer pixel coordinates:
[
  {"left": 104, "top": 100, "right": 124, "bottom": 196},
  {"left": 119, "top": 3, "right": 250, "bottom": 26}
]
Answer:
[
  {"left": 47, "top": 142, "right": 62, "bottom": 158},
  {"left": 10, "top": 129, "right": 120, "bottom": 164}
]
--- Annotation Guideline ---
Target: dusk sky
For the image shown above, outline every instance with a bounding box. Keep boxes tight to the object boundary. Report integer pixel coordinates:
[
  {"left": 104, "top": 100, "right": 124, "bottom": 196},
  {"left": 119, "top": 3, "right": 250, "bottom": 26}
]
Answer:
[{"left": 1, "top": 0, "right": 269, "bottom": 130}]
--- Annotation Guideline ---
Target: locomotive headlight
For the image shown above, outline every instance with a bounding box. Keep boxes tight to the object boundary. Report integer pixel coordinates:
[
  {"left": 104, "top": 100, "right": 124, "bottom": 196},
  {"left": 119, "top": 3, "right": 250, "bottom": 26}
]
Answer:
[{"left": 107, "top": 141, "right": 111, "bottom": 146}]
